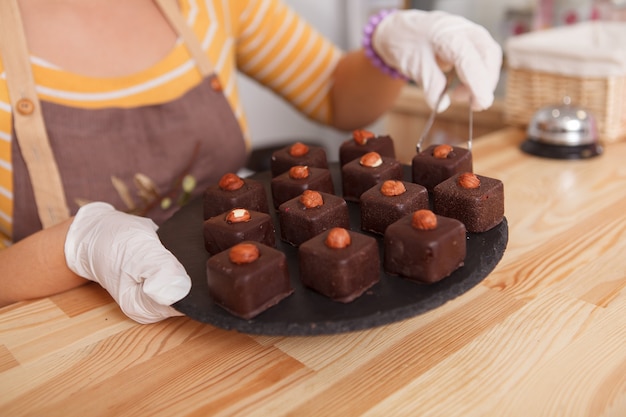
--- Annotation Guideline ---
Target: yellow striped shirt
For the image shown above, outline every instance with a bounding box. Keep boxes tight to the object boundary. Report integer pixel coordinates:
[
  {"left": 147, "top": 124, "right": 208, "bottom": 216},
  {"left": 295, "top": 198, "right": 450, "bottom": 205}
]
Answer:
[{"left": 0, "top": 0, "right": 343, "bottom": 247}]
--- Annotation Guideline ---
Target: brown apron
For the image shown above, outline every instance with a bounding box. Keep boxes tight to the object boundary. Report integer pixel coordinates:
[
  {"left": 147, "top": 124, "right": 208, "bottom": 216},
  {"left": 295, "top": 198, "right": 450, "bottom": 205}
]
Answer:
[{"left": 0, "top": 0, "right": 247, "bottom": 242}]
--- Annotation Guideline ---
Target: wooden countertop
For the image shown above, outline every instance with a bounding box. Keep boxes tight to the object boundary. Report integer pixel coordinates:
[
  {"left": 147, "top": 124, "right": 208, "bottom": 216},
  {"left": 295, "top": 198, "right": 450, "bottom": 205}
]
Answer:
[{"left": 2, "top": 128, "right": 626, "bottom": 416}]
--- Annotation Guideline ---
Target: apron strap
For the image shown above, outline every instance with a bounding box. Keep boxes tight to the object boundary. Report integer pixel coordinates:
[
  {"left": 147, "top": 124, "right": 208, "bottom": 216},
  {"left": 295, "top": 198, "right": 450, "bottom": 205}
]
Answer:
[
  {"left": 155, "top": 0, "right": 215, "bottom": 77},
  {"left": 0, "top": 0, "right": 70, "bottom": 228},
  {"left": 0, "top": 0, "right": 213, "bottom": 230}
]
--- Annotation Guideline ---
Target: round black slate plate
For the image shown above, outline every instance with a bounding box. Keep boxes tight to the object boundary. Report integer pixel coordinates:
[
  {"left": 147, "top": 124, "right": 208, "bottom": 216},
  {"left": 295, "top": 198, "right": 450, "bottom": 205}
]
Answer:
[{"left": 158, "top": 164, "right": 508, "bottom": 336}]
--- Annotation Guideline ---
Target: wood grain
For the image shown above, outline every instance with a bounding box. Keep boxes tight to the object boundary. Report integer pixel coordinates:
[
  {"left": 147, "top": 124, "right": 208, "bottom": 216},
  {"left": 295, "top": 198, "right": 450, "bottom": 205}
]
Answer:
[{"left": 1, "top": 128, "right": 625, "bottom": 416}]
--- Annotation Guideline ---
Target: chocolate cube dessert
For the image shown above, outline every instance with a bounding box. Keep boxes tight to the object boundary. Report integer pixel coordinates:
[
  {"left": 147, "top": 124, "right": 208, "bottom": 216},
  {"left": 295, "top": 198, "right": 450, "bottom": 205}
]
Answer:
[
  {"left": 270, "top": 142, "right": 329, "bottom": 177},
  {"left": 207, "top": 242, "right": 293, "bottom": 319},
  {"left": 360, "top": 180, "right": 429, "bottom": 235},
  {"left": 203, "top": 172, "right": 269, "bottom": 220},
  {"left": 433, "top": 172, "right": 504, "bottom": 233},
  {"left": 341, "top": 152, "right": 404, "bottom": 202},
  {"left": 270, "top": 165, "right": 335, "bottom": 209},
  {"left": 339, "top": 129, "right": 396, "bottom": 166},
  {"left": 412, "top": 144, "right": 473, "bottom": 191},
  {"left": 203, "top": 208, "right": 276, "bottom": 255},
  {"left": 278, "top": 190, "right": 350, "bottom": 246},
  {"left": 298, "top": 227, "right": 380, "bottom": 303},
  {"left": 384, "top": 210, "right": 466, "bottom": 284}
]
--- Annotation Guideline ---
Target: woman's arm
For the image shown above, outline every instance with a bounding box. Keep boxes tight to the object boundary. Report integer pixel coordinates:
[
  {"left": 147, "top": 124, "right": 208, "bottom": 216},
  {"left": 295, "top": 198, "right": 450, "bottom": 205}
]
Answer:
[
  {"left": 235, "top": 0, "right": 404, "bottom": 133},
  {"left": 0, "top": 218, "right": 86, "bottom": 307},
  {"left": 1, "top": 203, "right": 191, "bottom": 323},
  {"left": 329, "top": 49, "right": 406, "bottom": 131}
]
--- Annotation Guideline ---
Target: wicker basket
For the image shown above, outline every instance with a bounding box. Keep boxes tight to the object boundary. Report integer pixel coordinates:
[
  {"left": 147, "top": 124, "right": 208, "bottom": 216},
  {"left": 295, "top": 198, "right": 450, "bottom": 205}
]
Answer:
[{"left": 504, "top": 67, "right": 626, "bottom": 143}]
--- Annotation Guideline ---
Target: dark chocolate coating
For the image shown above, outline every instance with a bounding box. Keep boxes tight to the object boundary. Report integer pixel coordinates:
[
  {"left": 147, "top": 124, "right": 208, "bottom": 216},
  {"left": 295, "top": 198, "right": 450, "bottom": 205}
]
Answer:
[
  {"left": 203, "top": 178, "right": 269, "bottom": 220},
  {"left": 207, "top": 242, "right": 293, "bottom": 319},
  {"left": 270, "top": 167, "right": 335, "bottom": 209},
  {"left": 411, "top": 145, "right": 473, "bottom": 191},
  {"left": 270, "top": 144, "right": 329, "bottom": 177},
  {"left": 339, "top": 135, "right": 396, "bottom": 166},
  {"left": 278, "top": 192, "right": 350, "bottom": 246},
  {"left": 203, "top": 210, "right": 276, "bottom": 255},
  {"left": 159, "top": 163, "right": 509, "bottom": 336},
  {"left": 298, "top": 230, "right": 380, "bottom": 302},
  {"left": 341, "top": 156, "right": 404, "bottom": 202},
  {"left": 384, "top": 214, "right": 466, "bottom": 283},
  {"left": 360, "top": 181, "right": 429, "bottom": 235},
  {"left": 433, "top": 173, "right": 505, "bottom": 233}
]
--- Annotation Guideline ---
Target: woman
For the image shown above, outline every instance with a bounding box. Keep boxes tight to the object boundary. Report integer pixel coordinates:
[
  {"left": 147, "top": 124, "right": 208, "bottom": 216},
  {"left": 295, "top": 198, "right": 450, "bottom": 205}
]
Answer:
[{"left": 0, "top": 0, "right": 502, "bottom": 323}]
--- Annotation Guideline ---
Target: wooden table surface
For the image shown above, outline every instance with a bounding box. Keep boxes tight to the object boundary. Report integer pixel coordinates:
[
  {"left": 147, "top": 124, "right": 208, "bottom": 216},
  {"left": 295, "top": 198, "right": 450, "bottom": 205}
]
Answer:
[{"left": 2, "top": 127, "right": 626, "bottom": 417}]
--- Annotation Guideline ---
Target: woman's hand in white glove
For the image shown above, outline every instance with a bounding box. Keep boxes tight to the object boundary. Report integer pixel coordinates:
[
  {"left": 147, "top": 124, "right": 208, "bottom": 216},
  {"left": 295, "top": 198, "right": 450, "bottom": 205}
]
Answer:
[
  {"left": 64, "top": 202, "right": 191, "bottom": 324},
  {"left": 371, "top": 10, "right": 502, "bottom": 112}
]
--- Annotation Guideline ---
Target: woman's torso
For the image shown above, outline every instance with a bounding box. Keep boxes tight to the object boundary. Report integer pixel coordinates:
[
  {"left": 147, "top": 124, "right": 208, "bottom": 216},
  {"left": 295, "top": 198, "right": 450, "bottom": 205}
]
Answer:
[
  {"left": 0, "top": 0, "right": 343, "bottom": 246},
  {"left": 8, "top": 0, "right": 249, "bottom": 241}
]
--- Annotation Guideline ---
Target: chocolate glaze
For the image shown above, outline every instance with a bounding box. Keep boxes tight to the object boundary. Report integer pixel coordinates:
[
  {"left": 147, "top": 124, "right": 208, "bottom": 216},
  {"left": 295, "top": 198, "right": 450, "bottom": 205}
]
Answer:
[
  {"left": 203, "top": 210, "right": 276, "bottom": 255},
  {"left": 278, "top": 192, "right": 350, "bottom": 246},
  {"left": 411, "top": 145, "right": 473, "bottom": 191},
  {"left": 433, "top": 173, "right": 505, "bottom": 233},
  {"left": 270, "top": 167, "right": 335, "bottom": 209},
  {"left": 270, "top": 144, "right": 329, "bottom": 177},
  {"left": 339, "top": 135, "right": 396, "bottom": 166},
  {"left": 159, "top": 163, "right": 509, "bottom": 336},
  {"left": 298, "top": 230, "right": 380, "bottom": 302},
  {"left": 341, "top": 156, "right": 404, "bottom": 202},
  {"left": 360, "top": 181, "right": 429, "bottom": 235},
  {"left": 207, "top": 242, "right": 293, "bottom": 319},
  {"left": 384, "top": 214, "right": 466, "bottom": 283},
  {"left": 203, "top": 178, "right": 269, "bottom": 220}
]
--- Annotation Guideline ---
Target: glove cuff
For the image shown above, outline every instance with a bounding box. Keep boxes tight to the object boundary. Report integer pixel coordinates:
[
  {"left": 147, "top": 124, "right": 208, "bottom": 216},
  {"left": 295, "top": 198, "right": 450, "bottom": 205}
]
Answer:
[{"left": 362, "top": 9, "right": 408, "bottom": 80}]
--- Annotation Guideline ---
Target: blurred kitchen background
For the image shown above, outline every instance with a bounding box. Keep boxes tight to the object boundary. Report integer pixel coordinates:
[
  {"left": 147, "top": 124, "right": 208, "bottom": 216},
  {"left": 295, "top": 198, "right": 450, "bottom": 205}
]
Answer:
[{"left": 238, "top": 0, "right": 626, "bottom": 161}]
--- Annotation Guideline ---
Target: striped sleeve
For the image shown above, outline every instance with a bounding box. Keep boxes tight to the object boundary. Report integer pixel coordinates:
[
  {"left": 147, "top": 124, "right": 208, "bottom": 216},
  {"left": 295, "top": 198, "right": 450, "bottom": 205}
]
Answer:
[
  {"left": 234, "top": 0, "right": 343, "bottom": 125},
  {"left": 0, "top": 61, "right": 13, "bottom": 243}
]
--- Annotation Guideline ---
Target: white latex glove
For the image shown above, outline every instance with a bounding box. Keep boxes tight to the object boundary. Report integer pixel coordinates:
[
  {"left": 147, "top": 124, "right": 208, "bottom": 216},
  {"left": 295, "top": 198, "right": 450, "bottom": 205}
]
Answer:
[
  {"left": 65, "top": 202, "right": 191, "bottom": 324},
  {"left": 372, "top": 10, "right": 502, "bottom": 112}
]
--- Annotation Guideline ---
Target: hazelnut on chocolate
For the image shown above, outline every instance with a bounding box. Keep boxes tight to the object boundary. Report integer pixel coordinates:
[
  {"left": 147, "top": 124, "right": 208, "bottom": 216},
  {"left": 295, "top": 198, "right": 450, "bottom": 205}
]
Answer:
[
  {"left": 228, "top": 242, "right": 260, "bottom": 264},
  {"left": 352, "top": 129, "right": 375, "bottom": 145},
  {"left": 218, "top": 173, "right": 244, "bottom": 191},
  {"left": 380, "top": 180, "right": 406, "bottom": 197},
  {"left": 359, "top": 152, "right": 383, "bottom": 168},
  {"left": 325, "top": 227, "right": 351, "bottom": 249},
  {"left": 289, "top": 165, "right": 310, "bottom": 179},
  {"left": 433, "top": 144, "right": 454, "bottom": 159},
  {"left": 225, "top": 208, "right": 251, "bottom": 224},
  {"left": 299, "top": 190, "right": 323, "bottom": 208},
  {"left": 458, "top": 172, "right": 480, "bottom": 189},
  {"left": 289, "top": 142, "right": 310, "bottom": 157},
  {"left": 412, "top": 209, "right": 438, "bottom": 230}
]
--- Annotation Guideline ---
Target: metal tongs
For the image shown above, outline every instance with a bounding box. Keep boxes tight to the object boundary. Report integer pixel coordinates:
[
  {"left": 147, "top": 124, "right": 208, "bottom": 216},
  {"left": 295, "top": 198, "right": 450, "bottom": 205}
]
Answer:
[{"left": 416, "top": 72, "right": 473, "bottom": 153}]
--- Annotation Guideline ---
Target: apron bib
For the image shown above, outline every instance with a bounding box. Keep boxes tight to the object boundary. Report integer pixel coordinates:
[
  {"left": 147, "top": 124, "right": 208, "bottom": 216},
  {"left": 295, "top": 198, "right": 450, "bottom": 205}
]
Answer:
[
  {"left": 1, "top": 0, "right": 248, "bottom": 242},
  {"left": 12, "top": 77, "right": 247, "bottom": 241}
]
